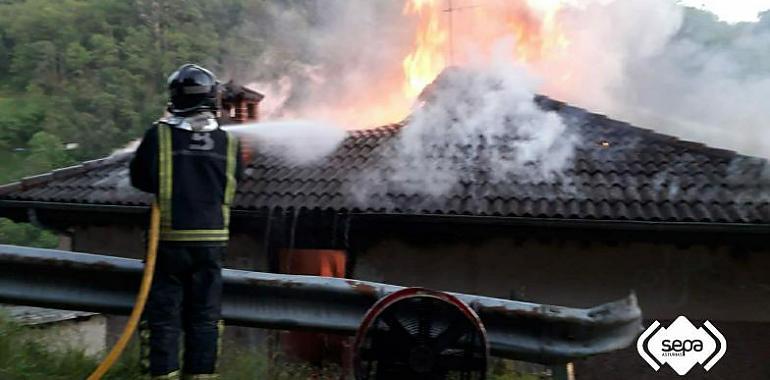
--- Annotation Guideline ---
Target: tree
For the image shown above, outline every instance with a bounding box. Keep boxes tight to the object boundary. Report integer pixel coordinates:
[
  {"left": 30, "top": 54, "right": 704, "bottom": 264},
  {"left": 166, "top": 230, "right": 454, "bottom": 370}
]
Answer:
[
  {"left": 0, "top": 97, "right": 46, "bottom": 149},
  {"left": 24, "top": 131, "right": 72, "bottom": 174},
  {"left": 0, "top": 32, "right": 9, "bottom": 75},
  {"left": 0, "top": 0, "right": 275, "bottom": 248},
  {"left": 63, "top": 42, "right": 91, "bottom": 76}
]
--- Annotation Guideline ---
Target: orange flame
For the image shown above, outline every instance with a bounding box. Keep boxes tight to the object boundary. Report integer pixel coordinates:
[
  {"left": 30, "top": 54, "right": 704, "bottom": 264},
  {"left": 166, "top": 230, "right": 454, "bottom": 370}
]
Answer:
[
  {"left": 508, "top": 0, "right": 570, "bottom": 62},
  {"left": 402, "top": 0, "right": 448, "bottom": 100},
  {"left": 288, "top": 0, "right": 571, "bottom": 129},
  {"left": 402, "top": 0, "right": 570, "bottom": 101}
]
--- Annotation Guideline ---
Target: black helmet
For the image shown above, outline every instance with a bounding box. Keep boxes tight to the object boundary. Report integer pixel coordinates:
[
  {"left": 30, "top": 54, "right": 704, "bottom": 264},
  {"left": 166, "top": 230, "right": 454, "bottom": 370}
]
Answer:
[{"left": 167, "top": 64, "right": 218, "bottom": 115}]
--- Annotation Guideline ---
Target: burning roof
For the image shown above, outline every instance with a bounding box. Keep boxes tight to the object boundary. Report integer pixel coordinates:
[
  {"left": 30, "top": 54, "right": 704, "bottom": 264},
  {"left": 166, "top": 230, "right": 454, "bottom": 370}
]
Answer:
[{"left": 1, "top": 96, "right": 769, "bottom": 226}]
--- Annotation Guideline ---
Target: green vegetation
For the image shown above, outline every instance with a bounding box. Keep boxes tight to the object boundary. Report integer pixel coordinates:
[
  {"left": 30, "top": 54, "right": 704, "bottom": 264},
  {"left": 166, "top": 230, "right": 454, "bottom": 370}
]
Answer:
[
  {"left": 0, "top": 0, "right": 288, "bottom": 166},
  {"left": 0, "top": 0, "right": 265, "bottom": 162},
  {"left": 0, "top": 314, "right": 140, "bottom": 379},
  {"left": 0, "top": 0, "right": 271, "bottom": 247},
  {"left": 0, "top": 313, "right": 323, "bottom": 379},
  {"left": 0, "top": 314, "right": 542, "bottom": 379},
  {"left": 0, "top": 219, "right": 58, "bottom": 248}
]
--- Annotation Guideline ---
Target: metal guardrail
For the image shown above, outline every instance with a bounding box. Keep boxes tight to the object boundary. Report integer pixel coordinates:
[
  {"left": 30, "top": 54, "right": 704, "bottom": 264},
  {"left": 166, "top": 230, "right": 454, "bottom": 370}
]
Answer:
[{"left": 0, "top": 244, "right": 642, "bottom": 364}]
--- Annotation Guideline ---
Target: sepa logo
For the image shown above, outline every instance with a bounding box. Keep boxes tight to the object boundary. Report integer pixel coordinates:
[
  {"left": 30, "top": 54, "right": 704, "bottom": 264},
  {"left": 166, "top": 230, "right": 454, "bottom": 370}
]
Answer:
[{"left": 637, "top": 316, "right": 727, "bottom": 376}]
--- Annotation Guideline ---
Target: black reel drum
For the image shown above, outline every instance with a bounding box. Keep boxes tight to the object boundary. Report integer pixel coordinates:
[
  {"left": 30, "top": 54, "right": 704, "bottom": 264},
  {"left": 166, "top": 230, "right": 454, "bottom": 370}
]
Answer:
[{"left": 354, "top": 288, "right": 489, "bottom": 380}]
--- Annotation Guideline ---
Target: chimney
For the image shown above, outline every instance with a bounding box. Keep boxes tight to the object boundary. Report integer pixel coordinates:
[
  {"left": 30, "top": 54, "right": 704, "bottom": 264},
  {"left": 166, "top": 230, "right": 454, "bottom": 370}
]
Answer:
[{"left": 219, "top": 80, "right": 265, "bottom": 125}]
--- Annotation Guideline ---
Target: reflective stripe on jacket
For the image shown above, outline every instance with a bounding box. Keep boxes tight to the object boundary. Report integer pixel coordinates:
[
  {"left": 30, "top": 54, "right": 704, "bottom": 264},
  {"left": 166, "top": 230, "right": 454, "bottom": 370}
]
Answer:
[{"left": 130, "top": 121, "right": 242, "bottom": 243}]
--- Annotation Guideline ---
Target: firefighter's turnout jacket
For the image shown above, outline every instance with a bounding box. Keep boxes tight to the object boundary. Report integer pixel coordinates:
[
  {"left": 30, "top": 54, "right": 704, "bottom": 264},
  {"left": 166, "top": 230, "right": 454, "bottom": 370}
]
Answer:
[{"left": 130, "top": 112, "right": 243, "bottom": 244}]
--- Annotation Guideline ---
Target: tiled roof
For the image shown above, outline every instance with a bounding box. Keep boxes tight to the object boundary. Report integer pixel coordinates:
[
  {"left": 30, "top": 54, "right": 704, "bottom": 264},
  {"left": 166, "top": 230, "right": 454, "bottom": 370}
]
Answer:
[{"left": 2, "top": 96, "right": 770, "bottom": 224}]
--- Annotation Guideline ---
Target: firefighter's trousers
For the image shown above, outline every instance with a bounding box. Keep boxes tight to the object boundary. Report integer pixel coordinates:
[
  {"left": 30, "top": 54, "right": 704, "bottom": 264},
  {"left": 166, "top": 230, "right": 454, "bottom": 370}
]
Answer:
[{"left": 141, "top": 244, "right": 225, "bottom": 378}]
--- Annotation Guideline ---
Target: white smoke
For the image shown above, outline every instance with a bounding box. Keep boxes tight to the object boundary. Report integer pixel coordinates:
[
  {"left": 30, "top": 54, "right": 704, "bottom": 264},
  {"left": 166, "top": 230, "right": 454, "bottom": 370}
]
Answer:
[
  {"left": 112, "top": 120, "right": 345, "bottom": 169},
  {"left": 226, "top": 121, "right": 346, "bottom": 165},
  {"left": 610, "top": 13, "right": 770, "bottom": 158},
  {"left": 531, "top": 0, "right": 770, "bottom": 158},
  {"left": 248, "top": 75, "right": 296, "bottom": 120},
  {"left": 240, "top": 1, "right": 415, "bottom": 129},
  {"left": 240, "top": 0, "right": 770, "bottom": 159},
  {"left": 354, "top": 58, "right": 577, "bottom": 201}
]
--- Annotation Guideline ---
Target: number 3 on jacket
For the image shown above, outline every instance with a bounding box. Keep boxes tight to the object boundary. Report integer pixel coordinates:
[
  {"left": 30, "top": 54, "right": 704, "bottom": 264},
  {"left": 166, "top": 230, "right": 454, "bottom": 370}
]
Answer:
[{"left": 189, "top": 132, "right": 215, "bottom": 151}]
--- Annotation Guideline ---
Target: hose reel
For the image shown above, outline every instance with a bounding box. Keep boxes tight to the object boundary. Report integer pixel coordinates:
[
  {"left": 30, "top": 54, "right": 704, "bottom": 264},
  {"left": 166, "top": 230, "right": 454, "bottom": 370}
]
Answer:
[{"left": 354, "top": 288, "right": 489, "bottom": 380}]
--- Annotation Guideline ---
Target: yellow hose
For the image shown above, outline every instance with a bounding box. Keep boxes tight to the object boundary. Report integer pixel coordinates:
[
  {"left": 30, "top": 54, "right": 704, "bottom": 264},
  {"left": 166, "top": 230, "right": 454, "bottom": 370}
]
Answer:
[{"left": 87, "top": 201, "right": 160, "bottom": 380}]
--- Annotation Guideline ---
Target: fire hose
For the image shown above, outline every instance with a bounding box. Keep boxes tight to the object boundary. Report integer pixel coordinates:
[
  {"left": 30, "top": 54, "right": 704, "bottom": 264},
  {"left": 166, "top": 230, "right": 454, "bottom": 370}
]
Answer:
[{"left": 87, "top": 201, "right": 160, "bottom": 380}]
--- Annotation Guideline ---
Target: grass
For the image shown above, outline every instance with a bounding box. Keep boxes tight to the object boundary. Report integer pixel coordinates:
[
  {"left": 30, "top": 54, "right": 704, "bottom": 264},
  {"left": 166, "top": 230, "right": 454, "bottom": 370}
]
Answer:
[
  {"left": 0, "top": 315, "right": 140, "bottom": 380},
  {"left": 0, "top": 314, "right": 546, "bottom": 379}
]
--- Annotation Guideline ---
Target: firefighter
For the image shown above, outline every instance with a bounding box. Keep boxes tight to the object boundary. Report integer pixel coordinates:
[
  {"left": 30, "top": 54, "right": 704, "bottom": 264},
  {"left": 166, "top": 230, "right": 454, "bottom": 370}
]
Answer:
[{"left": 130, "top": 63, "right": 243, "bottom": 380}]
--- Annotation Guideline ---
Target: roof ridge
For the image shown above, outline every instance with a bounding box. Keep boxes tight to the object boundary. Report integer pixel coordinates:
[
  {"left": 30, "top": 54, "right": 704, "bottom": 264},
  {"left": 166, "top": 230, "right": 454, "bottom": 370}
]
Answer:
[{"left": 535, "top": 94, "right": 746, "bottom": 160}]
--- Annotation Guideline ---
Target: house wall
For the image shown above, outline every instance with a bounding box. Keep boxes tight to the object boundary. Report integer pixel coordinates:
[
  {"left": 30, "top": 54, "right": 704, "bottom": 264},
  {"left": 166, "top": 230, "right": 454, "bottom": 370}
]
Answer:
[
  {"left": 353, "top": 237, "right": 770, "bottom": 379},
  {"left": 71, "top": 226, "right": 267, "bottom": 270},
  {"left": 72, "top": 225, "right": 146, "bottom": 259},
  {"left": 354, "top": 238, "right": 770, "bottom": 321},
  {"left": 23, "top": 315, "right": 107, "bottom": 357}
]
